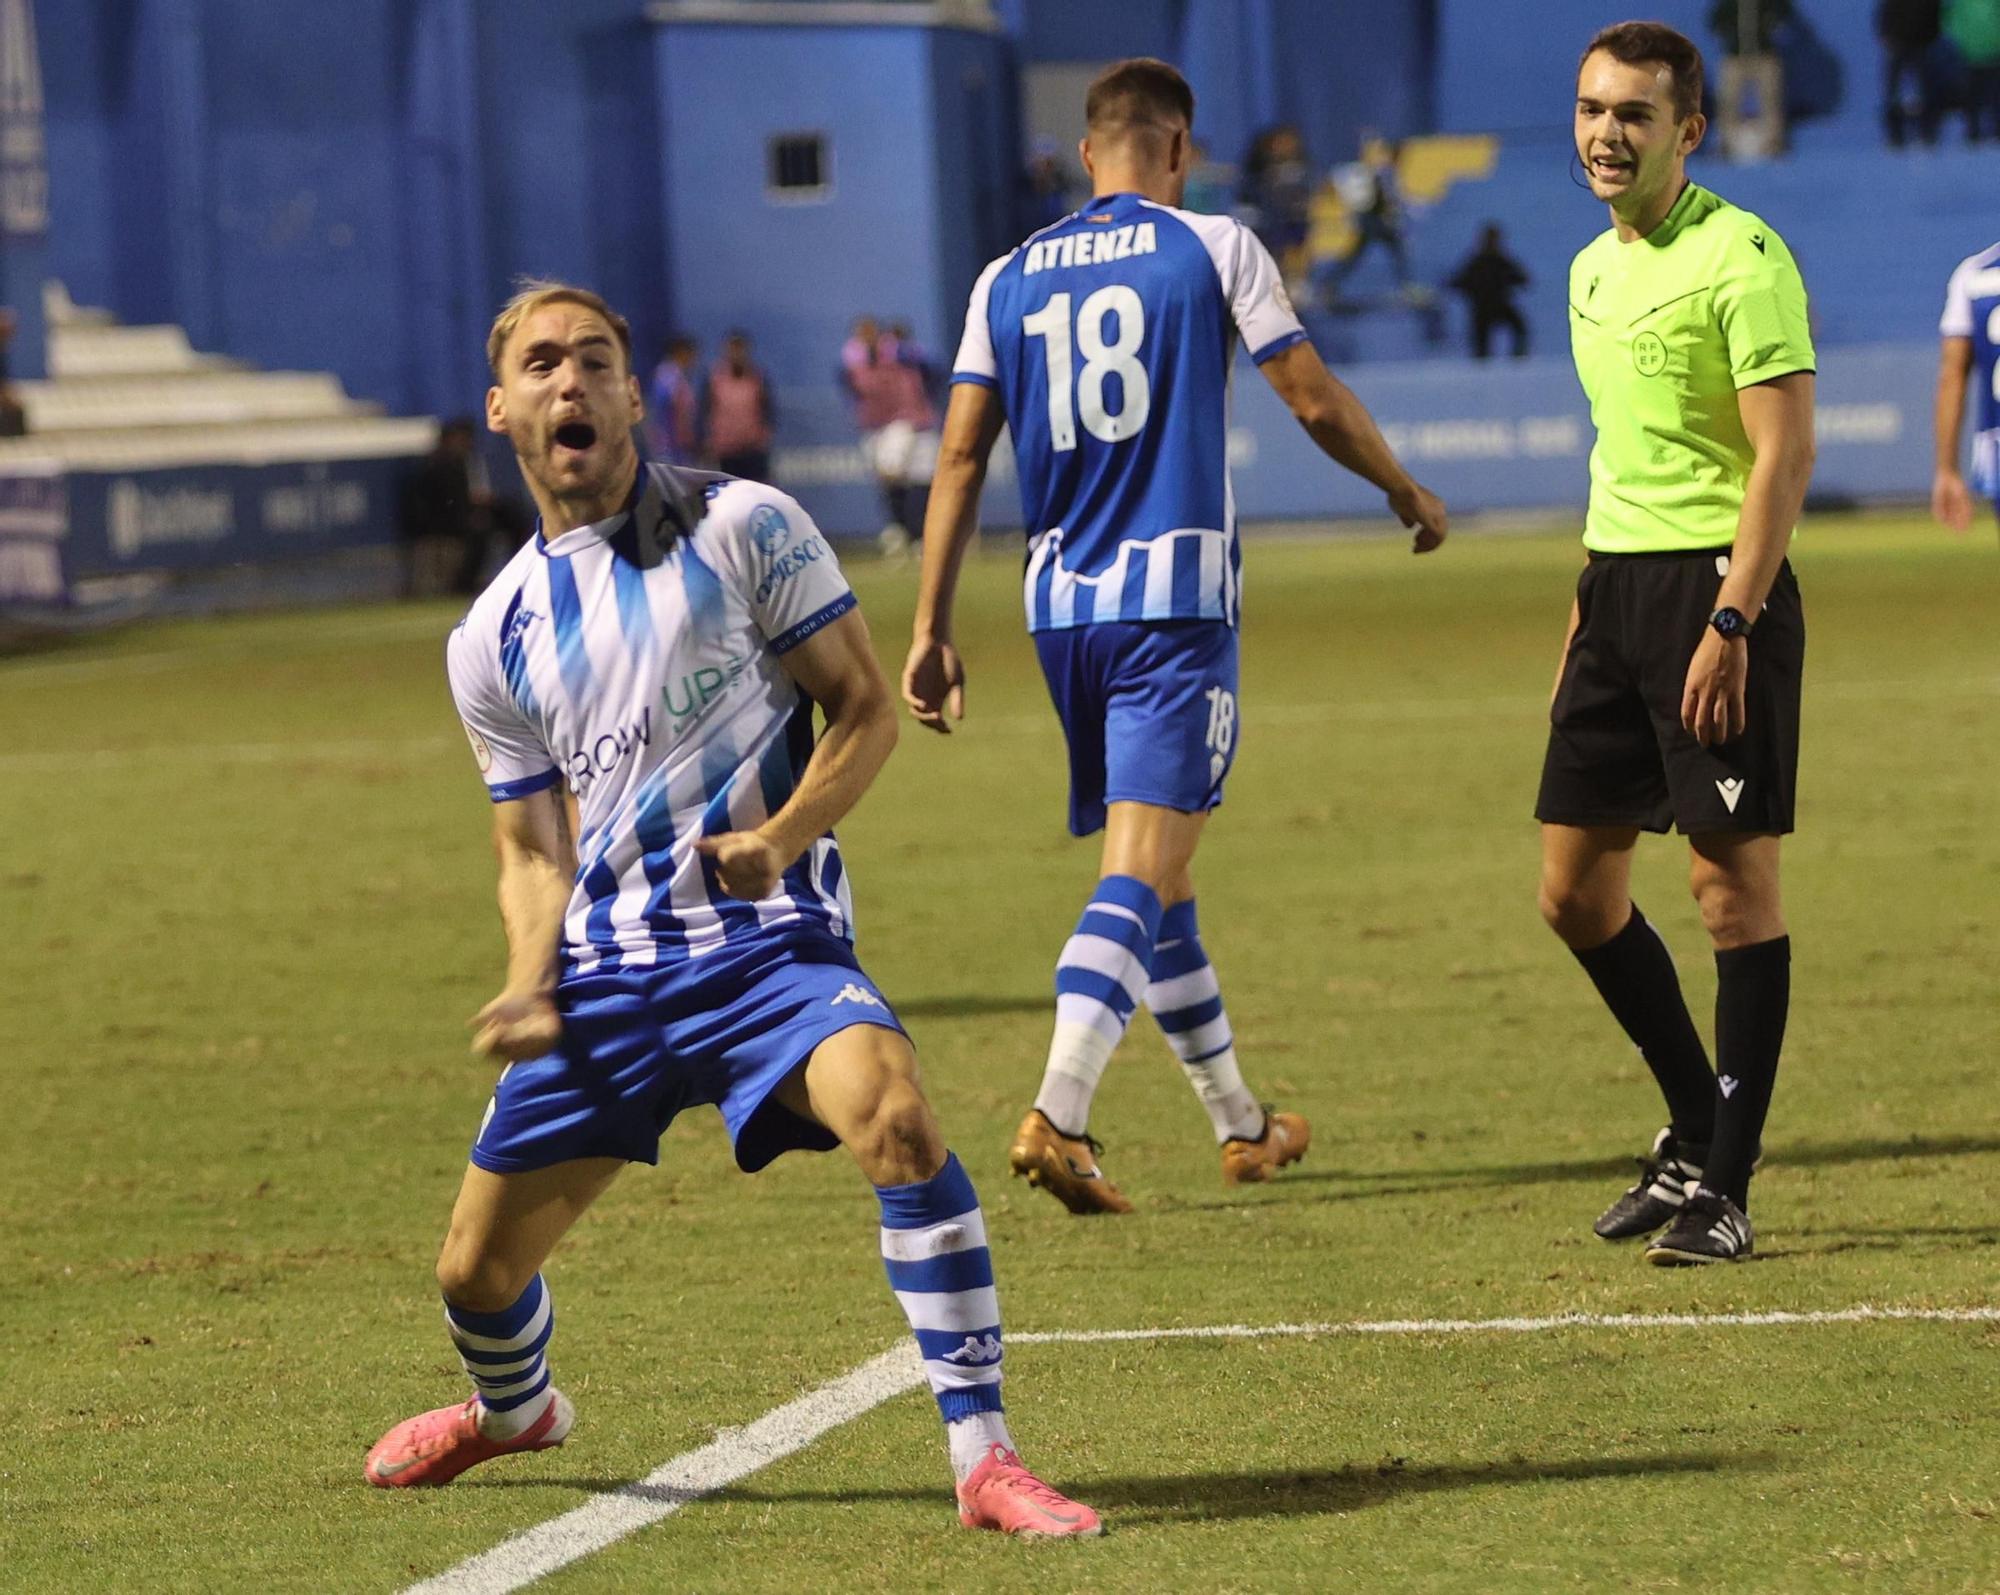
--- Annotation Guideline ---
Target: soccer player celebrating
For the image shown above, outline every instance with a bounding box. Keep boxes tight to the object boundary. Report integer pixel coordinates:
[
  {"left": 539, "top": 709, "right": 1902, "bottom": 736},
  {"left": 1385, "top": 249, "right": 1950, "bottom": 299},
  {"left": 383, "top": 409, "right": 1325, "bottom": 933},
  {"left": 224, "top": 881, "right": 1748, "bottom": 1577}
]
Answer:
[
  {"left": 364, "top": 282, "right": 1101, "bottom": 1538},
  {"left": 1932, "top": 237, "right": 2000, "bottom": 538},
  {"left": 903, "top": 59, "right": 1448, "bottom": 1214},
  {"left": 1540, "top": 24, "right": 1815, "bottom": 1265}
]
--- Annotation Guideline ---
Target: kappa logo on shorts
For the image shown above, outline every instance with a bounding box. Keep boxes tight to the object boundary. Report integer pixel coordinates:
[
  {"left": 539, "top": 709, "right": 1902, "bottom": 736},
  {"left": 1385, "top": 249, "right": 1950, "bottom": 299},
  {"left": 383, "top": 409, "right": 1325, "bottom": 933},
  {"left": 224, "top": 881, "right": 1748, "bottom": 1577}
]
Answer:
[
  {"left": 1716, "top": 777, "right": 1746, "bottom": 813},
  {"left": 831, "top": 983, "right": 886, "bottom": 1010}
]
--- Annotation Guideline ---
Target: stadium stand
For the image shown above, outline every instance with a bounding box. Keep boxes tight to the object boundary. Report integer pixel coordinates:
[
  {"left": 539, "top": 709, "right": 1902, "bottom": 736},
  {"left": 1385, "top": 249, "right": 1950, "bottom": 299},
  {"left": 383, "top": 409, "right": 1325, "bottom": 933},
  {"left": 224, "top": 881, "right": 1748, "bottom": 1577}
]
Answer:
[{"left": 0, "top": 287, "right": 434, "bottom": 617}]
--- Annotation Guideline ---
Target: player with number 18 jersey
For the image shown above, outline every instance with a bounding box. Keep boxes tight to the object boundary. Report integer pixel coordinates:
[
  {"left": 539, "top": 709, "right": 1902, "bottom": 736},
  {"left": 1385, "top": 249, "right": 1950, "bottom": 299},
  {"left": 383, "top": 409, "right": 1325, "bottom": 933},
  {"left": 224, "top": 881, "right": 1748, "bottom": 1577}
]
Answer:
[
  {"left": 1934, "top": 240, "right": 2000, "bottom": 533},
  {"left": 906, "top": 58, "right": 1447, "bottom": 1215}
]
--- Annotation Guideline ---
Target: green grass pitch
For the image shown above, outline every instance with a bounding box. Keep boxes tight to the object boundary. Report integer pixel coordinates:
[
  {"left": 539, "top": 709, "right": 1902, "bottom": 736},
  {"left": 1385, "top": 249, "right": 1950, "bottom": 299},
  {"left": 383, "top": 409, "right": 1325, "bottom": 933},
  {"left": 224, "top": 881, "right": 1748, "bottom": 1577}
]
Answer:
[{"left": 4, "top": 513, "right": 1997, "bottom": 1593}]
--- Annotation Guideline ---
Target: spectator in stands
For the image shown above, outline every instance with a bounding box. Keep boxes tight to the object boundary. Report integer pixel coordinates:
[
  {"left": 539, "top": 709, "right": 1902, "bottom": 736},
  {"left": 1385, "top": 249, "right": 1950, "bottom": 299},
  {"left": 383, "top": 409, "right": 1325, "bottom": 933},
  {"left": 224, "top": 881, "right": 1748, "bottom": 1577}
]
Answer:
[
  {"left": 1324, "top": 132, "right": 1415, "bottom": 304},
  {"left": 1181, "top": 139, "right": 1232, "bottom": 215},
  {"left": 1945, "top": 0, "right": 2000, "bottom": 141},
  {"left": 1021, "top": 145, "right": 1079, "bottom": 232},
  {"left": 703, "top": 329, "right": 775, "bottom": 483},
  {"left": 1878, "top": 0, "right": 1944, "bottom": 145},
  {"left": 398, "top": 418, "right": 507, "bottom": 598},
  {"left": 841, "top": 319, "right": 937, "bottom": 556},
  {"left": 1238, "top": 125, "right": 1313, "bottom": 284},
  {"left": 1447, "top": 223, "right": 1531, "bottom": 359},
  {"left": 0, "top": 310, "right": 24, "bottom": 437},
  {"left": 644, "top": 334, "right": 701, "bottom": 464},
  {"left": 1708, "top": 0, "right": 1792, "bottom": 158}
]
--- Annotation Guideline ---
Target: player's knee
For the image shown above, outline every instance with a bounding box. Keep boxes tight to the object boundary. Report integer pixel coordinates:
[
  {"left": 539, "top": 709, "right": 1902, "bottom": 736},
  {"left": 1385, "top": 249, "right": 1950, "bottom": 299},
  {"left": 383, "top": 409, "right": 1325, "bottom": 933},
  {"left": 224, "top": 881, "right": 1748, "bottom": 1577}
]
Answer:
[
  {"left": 1690, "top": 869, "right": 1771, "bottom": 946},
  {"left": 1538, "top": 877, "right": 1618, "bottom": 946},
  {"left": 435, "top": 1238, "right": 530, "bottom": 1314},
  {"left": 847, "top": 1078, "right": 945, "bottom": 1185}
]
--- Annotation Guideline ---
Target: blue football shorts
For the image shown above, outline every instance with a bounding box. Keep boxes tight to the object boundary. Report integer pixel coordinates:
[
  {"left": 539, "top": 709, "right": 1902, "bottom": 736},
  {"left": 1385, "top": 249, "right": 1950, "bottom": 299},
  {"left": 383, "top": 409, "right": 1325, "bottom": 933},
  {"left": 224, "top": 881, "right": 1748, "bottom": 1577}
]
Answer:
[
  {"left": 1032, "top": 618, "right": 1240, "bottom": 837},
  {"left": 471, "top": 931, "right": 904, "bottom": 1175}
]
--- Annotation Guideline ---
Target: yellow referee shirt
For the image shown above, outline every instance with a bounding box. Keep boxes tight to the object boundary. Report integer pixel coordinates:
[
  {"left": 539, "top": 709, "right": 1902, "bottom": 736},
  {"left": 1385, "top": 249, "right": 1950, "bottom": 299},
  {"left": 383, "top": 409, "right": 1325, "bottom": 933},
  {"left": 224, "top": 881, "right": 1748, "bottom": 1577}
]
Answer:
[{"left": 1568, "top": 182, "right": 1815, "bottom": 553}]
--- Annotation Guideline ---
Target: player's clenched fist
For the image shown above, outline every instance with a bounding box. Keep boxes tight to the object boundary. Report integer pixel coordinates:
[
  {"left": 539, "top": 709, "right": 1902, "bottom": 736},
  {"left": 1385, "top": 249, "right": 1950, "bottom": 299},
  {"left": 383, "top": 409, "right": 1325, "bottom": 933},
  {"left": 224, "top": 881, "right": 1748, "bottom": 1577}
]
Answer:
[
  {"left": 1389, "top": 482, "right": 1449, "bottom": 553},
  {"left": 696, "top": 829, "right": 785, "bottom": 900},
  {"left": 470, "top": 989, "right": 563, "bottom": 1062},
  {"left": 901, "top": 637, "right": 966, "bottom": 733}
]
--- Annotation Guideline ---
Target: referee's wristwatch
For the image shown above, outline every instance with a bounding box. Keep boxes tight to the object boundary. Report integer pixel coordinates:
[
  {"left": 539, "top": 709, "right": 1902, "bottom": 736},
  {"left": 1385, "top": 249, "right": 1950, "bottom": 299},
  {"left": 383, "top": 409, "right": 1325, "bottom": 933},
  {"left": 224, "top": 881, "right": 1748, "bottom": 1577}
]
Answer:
[{"left": 1708, "top": 606, "right": 1753, "bottom": 640}]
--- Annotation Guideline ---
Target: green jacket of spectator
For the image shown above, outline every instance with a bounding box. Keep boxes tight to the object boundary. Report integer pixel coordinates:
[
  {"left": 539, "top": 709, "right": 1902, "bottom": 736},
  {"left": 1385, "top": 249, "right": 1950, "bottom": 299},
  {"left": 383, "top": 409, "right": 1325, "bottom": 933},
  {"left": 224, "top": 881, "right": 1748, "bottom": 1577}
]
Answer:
[{"left": 1945, "top": 0, "right": 2000, "bottom": 64}]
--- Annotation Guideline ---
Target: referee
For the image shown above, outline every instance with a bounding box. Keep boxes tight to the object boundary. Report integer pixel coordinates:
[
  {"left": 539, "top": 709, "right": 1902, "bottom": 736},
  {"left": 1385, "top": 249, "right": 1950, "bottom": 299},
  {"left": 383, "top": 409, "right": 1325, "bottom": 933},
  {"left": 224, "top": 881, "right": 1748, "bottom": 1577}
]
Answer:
[{"left": 1538, "top": 22, "right": 1815, "bottom": 1266}]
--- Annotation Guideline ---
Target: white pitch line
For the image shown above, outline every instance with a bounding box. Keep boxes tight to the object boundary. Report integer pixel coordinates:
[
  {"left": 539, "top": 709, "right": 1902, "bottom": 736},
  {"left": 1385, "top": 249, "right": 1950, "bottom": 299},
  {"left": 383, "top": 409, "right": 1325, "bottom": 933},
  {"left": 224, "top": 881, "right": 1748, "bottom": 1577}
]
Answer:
[
  {"left": 403, "top": 1302, "right": 1998, "bottom": 1595},
  {"left": 403, "top": 1344, "right": 927, "bottom": 1595},
  {"left": 1011, "top": 1303, "right": 2000, "bottom": 1343}
]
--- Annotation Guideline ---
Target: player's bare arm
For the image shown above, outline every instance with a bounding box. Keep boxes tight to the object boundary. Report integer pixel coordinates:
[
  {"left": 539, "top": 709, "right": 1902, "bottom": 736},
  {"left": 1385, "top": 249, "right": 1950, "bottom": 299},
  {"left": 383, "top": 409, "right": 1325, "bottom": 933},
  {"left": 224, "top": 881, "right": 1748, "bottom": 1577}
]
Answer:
[
  {"left": 1932, "top": 335, "right": 1976, "bottom": 532},
  {"left": 700, "top": 607, "right": 899, "bottom": 900},
  {"left": 472, "top": 786, "right": 576, "bottom": 1061},
  {"left": 1681, "top": 370, "right": 1815, "bottom": 747},
  {"left": 904, "top": 381, "right": 1007, "bottom": 731},
  {"left": 1257, "top": 340, "right": 1449, "bottom": 552}
]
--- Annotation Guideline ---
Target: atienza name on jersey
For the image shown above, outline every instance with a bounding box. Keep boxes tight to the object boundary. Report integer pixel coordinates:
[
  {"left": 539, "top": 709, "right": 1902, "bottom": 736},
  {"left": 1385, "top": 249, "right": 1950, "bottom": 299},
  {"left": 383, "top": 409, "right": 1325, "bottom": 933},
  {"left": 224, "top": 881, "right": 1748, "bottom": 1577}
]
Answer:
[
  {"left": 447, "top": 464, "right": 859, "bottom": 976},
  {"left": 952, "top": 192, "right": 1308, "bottom": 633}
]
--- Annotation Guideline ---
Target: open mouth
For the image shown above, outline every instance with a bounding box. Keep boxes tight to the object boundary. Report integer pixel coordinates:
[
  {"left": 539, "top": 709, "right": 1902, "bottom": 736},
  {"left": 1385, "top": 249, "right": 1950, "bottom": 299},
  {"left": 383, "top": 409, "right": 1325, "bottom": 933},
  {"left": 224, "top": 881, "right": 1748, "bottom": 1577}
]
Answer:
[
  {"left": 1589, "top": 155, "right": 1633, "bottom": 180},
  {"left": 554, "top": 421, "right": 599, "bottom": 452}
]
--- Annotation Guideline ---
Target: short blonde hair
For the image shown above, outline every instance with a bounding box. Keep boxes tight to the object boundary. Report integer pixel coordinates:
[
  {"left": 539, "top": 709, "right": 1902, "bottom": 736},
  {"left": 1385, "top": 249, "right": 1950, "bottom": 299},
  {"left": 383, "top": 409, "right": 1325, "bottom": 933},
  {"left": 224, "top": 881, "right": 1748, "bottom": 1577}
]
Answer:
[{"left": 485, "top": 279, "right": 634, "bottom": 378}]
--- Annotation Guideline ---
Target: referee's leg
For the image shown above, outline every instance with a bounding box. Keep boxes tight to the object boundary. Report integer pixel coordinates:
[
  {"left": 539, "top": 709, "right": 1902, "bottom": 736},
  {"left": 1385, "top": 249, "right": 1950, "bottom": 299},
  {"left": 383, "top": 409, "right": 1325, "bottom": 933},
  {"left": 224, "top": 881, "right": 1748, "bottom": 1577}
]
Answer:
[
  {"left": 1537, "top": 822, "right": 1638, "bottom": 949},
  {"left": 1541, "top": 822, "right": 1721, "bottom": 1180},
  {"left": 1686, "top": 831, "right": 1789, "bottom": 1212}
]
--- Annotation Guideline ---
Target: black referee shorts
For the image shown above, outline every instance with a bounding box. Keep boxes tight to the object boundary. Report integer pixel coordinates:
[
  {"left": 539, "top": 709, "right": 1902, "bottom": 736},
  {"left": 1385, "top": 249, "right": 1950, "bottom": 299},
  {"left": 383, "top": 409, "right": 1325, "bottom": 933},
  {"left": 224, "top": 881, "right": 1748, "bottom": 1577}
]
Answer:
[{"left": 1535, "top": 549, "right": 1804, "bottom": 837}]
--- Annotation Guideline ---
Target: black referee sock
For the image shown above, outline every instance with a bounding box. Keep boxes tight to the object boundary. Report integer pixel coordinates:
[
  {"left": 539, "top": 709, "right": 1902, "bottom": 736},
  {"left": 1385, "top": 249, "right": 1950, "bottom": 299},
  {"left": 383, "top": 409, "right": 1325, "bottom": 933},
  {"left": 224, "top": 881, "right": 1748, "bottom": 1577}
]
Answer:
[
  {"left": 1705, "top": 935, "right": 1791, "bottom": 1208},
  {"left": 1570, "top": 905, "right": 1717, "bottom": 1145}
]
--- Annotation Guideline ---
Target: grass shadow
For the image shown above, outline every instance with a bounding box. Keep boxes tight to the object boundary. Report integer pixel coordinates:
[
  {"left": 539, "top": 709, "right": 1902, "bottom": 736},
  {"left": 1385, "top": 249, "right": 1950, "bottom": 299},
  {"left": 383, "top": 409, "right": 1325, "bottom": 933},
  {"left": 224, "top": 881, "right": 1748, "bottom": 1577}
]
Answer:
[
  {"left": 1219, "top": 1134, "right": 2000, "bottom": 1208},
  {"left": 491, "top": 1449, "right": 1777, "bottom": 1523}
]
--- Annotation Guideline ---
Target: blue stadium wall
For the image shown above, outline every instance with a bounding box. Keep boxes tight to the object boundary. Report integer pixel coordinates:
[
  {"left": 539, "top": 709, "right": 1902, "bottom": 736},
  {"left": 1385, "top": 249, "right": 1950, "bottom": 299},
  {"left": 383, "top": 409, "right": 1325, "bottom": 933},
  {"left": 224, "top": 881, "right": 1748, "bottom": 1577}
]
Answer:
[{"left": 26, "top": 0, "right": 1982, "bottom": 542}]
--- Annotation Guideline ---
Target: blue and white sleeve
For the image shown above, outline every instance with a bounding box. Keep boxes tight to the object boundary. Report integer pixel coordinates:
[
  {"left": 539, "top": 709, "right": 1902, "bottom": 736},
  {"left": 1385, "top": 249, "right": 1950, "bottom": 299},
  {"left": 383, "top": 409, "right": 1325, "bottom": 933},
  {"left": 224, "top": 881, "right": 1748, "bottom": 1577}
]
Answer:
[
  {"left": 950, "top": 253, "right": 1012, "bottom": 390},
  {"left": 714, "top": 488, "right": 858, "bottom": 655},
  {"left": 445, "top": 620, "right": 560, "bottom": 802},
  {"left": 1941, "top": 256, "right": 1978, "bottom": 339},
  {"left": 1185, "top": 212, "right": 1309, "bottom": 364}
]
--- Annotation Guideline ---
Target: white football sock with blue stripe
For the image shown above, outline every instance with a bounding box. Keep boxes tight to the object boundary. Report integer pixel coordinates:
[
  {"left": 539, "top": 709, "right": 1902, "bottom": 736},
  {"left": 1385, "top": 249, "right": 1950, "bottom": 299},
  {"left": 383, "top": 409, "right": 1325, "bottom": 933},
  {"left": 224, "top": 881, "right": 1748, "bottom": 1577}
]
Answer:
[
  {"left": 877, "top": 1152, "right": 1014, "bottom": 1480},
  {"left": 1034, "top": 874, "right": 1164, "bottom": 1135},
  {"left": 445, "top": 1273, "right": 558, "bottom": 1440},
  {"left": 1146, "top": 899, "right": 1265, "bottom": 1143}
]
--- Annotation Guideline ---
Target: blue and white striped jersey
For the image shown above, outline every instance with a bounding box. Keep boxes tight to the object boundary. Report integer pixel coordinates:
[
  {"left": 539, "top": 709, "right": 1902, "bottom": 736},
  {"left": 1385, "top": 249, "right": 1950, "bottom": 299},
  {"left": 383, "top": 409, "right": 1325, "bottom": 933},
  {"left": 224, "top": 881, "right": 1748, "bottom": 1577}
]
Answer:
[
  {"left": 952, "top": 192, "right": 1307, "bottom": 633},
  {"left": 1941, "top": 241, "right": 2000, "bottom": 496},
  {"left": 446, "top": 464, "right": 859, "bottom": 975}
]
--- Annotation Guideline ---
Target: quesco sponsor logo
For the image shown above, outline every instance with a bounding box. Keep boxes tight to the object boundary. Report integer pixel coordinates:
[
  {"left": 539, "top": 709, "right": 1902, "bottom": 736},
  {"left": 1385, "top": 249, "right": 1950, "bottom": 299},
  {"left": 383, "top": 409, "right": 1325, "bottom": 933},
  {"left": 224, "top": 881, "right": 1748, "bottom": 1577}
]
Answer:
[
  {"left": 755, "top": 534, "right": 826, "bottom": 604},
  {"left": 564, "top": 708, "right": 653, "bottom": 792},
  {"left": 107, "top": 478, "right": 235, "bottom": 559}
]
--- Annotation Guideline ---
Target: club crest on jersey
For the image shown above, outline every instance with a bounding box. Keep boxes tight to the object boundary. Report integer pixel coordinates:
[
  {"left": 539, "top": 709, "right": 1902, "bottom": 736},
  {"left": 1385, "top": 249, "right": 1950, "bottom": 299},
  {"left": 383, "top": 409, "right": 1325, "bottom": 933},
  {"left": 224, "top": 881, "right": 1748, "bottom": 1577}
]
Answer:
[
  {"left": 749, "top": 504, "right": 791, "bottom": 556},
  {"left": 1022, "top": 221, "right": 1158, "bottom": 276}
]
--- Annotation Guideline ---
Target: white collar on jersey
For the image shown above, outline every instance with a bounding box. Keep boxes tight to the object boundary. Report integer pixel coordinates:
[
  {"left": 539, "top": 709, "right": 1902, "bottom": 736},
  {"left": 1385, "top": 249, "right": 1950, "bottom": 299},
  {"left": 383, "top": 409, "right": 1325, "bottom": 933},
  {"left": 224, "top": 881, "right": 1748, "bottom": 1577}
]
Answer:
[{"left": 535, "top": 463, "right": 703, "bottom": 564}]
